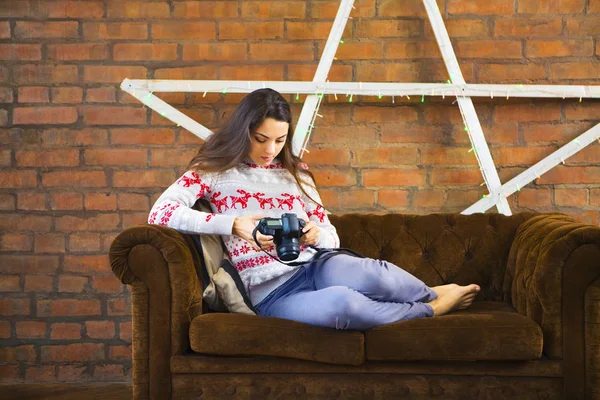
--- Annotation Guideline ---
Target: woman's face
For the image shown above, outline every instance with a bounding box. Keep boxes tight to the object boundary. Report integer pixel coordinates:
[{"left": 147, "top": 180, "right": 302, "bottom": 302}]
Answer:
[{"left": 248, "top": 117, "right": 289, "bottom": 166}]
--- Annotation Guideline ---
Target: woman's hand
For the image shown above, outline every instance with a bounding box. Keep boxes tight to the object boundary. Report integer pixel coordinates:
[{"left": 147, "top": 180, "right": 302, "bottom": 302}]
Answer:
[
  {"left": 299, "top": 215, "right": 320, "bottom": 246},
  {"left": 232, "top": 215, "right": 273, "bottom": 250}
]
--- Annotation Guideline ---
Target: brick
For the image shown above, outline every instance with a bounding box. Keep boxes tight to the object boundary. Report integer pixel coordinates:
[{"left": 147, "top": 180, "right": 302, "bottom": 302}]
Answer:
[
  {"left": 150, "top": 148, "right": 196, "bottom": 167},
  {"left": 17, "top": 149, "right": 79, "bottom": 167},
  {"left": 491, "top": 146, "right": 556, "bottom": 166},
  {"left": 0, "top": 345, "right": 36, "bottom": 362},
  {"left": 14, "top": 65, "right": 79, "bottom": 84},
  {"left": 43, "top": 171, "right": 106, "bottom": 187},
  {"left": 0, "top": 298, "right": 30, "bottom": 316},
  {"left": 494, "top": 18, "right": 562, "bottom": 37},
  {"left": 69, "top": 233, "right": 101, "bottom": 252},
  {"left": 302, "top": 149, "right": 351, "bottom": 166},
  {"left": 591, "top": 189, "right": 600, "bottom": 206},
  {"left": 49, "top": 192, "right": 83, "bottom": 210},
  {"left": 518, "top": 0, "right": 585, "bottom": 14},
  {"left": 362, "top": 169, "right": 426, "bottom": 187},
  {"left": 58, "top": 276, "right": 87, "bottom": 293},
  {"left": 84, "top": 193, "right": 117, "bottom": 211},
  {"left": 0, "top": 66, "right": 8, "bottom": 82},
  {"left": 0, "top": 21, "right": 9, "bottom": 38},
  {"left": 0, "top": 87, "right": 13, "bottom": 103},
  {"left": 0, "top": 365, "right": 20, "bottom": 383},
  {"left": 288, "top": 21, "right": 350, "bottom": 40},
  {"left": 15, "top": 21, "right": 78, "bottom": 39},
  {"left": 0, "top": 233, "right": 33, "bottom": 251},
  {"left": 522, "top": 123, "right": 583, "bottom": 144},
  {"left": 308, "top": 168, "right": 356, "bottom": 187},
  {"left": 0, "top": 171, "right": 37, "bottom": 188},
  {"left": 107, "top": 298, "right": 130, "bottom": 316},
  {"left": 0, "top": 215, "right": 52, "bottom": 233},
  {"left": 437, "top": 19, "right": 490, "bottom": 38},
  {"left": 114, "top": 43, "right": 177, "bottom": 61},
  {"left": 424, "top": 106, "right": 464, "bottom": 124},
  {"left": 0, "top": 44, "right": 41, "bottom": 61},
  {"left": 83, "top": 22, "right": 148, "bottom": 40},
  {"left": 42, "top": 128, "right": 108, "bottom": 146},
  {"left": 50, "top": 323, "right": 82, "bottom": 340},
  {"left": 565, "top": 17, "right": 600, "bottom": 35},
  {"left": 175, "top": 1, "right": 238, "bottom": 18},
  {"left": 183, "top": 43, "right": 247, "bottom": 61},
  {"left": 152, "top": 21, "right": 216, "bottom": 39},
  {"left": 551, "top": 63, "right": 600, "bottom": 80},
  {"left": 354, "top": 106, "right": 418, "bottom": 123},
  {"left": 494, "top": 104, "right": 561, "bottom": 123},
  {"left": 449, "top": 0, "right": 514, "bottom": 15},
  {"left": 555, "top": 188, "right": 587, "bottom": 206},
  {"left": 118, "top": 194, "right": 149, "bottom": 211},
  {"left": 86, "top": 87, "right": 116, "bottom": 103},
  {"left": 16, "top": 321, "right": 46, "bottom": 339},
  {"left": 378, "top": 189, "right": 410, "bottom": 209},
  {"left": 63, "top": 254, "right": 111, "bottom": 275},
  {"left": 57, "top": 365, "right": 87, "bottom": 382},
  {"left": 113, "top": 170, "right": 175, "bottom": 188},
  {"left": 41, "top": 343, "right": 104, "bottom": 362},
  {"left": 122, "top": 212, "right": 150, "bottom": 228},
  {"left": 571, "top": 145, "right": 600, "bottom": 164},
  {"left": 55, "top": 214, "right": 119, "bottom": 232},
  {"left": 84, "top": 66, "right": 147, "bottom": 83},
  {"left": 107, "top": 1, "right": 170, "bottom": 18},
  {"left": 527, "top": 40, "right": 593, "bottom": 57},
  {"left": 18, "top": 87, "right": 49, "bottom": 103},
  {"left": 0, "top": 194, "right": 15, "bottom": 210},
  {"left": 414, "top": 190, "right": 446, "bottom": 208},
  {"left": 86, "top": 321, "right": 115, "bottom": 339},
  {"left": 14, "top": 107, "right": 78, "bottom": 125},
  {"left": 0, "top": 109, "right": 7, "bottom": 126},
  {"left": 101, "top": 233, "right": 119, "bottom": 252},
  {"left": 80, "top": 106, "right": 145, "bottom": 125},
  {"left": 310, "top": 126, "right": 377, "bottom": 145},
  {"left": 24, "top": 275, "right": 53, "bottom": 292},
  {"left": 456, "top": 40, "right": 522, "bottom": 59},
  {"left": 34, "top": 234, "right": 65, "bottom": 253},
  {"left": 518, "top": 188, "right": 552, "bottom": 207},
  {"left": 51, "top": 87, "right": 83, "bottom": 104},
  {"left": 566, "top": 103, "right": 600, "bottom": 121},
  {"left": 0, "top": 150, "right": 10, "bottom": 167},
  {"left": 48, "top": 44, "right": 107, "bottom": 61},
  {"left": 119, "top": 322, "right": 132, "bottom": 341},
  {"left": 446, "top": 190, "right": 483, "bottom": 208},
  {"left": 25, "top": 366, "right": 56, "bottom": 382},
  {"left": 84, "top": 149, "right": 147, "bottom": 166},
  {"left": 241, "top": 2, "right": 304, "bottom": 18},
  {"left": 312, "top": 0, "right": 375, "bottom": 18},
  {"left": 384, "top": 42, "right": 440, "bottom": 59},
  {"left": 0, "top": 321, "right": 10, "bottom": 338},
  {"left": 110, "top": 345, "right": 131, "bottom": 360},
  {"left": 92, "top": 275, "right": 122, "bottom": 293},
  {"left": 287, "top": 64, "right": 351, "bottom": 82},
  {"left": 430, "top": 169, "right": 483, "bottom": 185},
  {"left": 592, "top": 0, "right": 600, "bottom": 12},
  {"left": 340, "top": 190, "right": 375, "bottom": 209},
  {"left": 356, "top": 62, "right": 474, "bottom": 83},
  {"left": 151, "top": 107, "right": 213, "bottom": 126},
  {"left": 356, "top": 148, "right": 419, "bottom": 166},
  {"left": 477, "top": 64, "right": 546, "bottom": 82},
  {"left": 93, "top": 364, "right": 125, "bottom": 380},
  {"left": 421, "top": 148, "right": 479, "bottom": 165},
  {"left": 37, "top": 299, "right": 101, "bottom": 317},
  {"left": 17, "top": 192, "right": 46, "bottom": 211},
  {"left": 0, "top": 275, "right": 20, "bottom": 292},
  {"left": 355, "top": 20, "right": 421, "bottom": 40},
  {"left": 537, "top": 166, "right": 600, "bottom": 184}
]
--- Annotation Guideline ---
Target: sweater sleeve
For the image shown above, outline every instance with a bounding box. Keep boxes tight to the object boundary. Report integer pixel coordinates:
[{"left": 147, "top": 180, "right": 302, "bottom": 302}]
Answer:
[
  {"left": 298, "top": 169, "right": 340, "bottom": 249},
  {"left": 148, "top": 170, "right": 235, "bottom": 236}
]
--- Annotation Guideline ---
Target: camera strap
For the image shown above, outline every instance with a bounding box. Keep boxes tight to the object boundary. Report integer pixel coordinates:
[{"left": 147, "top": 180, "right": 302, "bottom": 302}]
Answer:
[{"left": 251, "top": 226, "right": 365, "bottom": 267}]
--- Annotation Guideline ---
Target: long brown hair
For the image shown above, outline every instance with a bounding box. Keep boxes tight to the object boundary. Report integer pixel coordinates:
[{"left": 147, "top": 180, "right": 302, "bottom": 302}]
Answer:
[{"left": 187, "top": 88, "right": 323, "bottom": 208}]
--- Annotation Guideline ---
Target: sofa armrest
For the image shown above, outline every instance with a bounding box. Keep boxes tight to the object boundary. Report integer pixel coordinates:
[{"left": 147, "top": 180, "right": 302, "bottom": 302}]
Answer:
[
  {"left": 109, "top": 224, "right": 203, "bottom": 400},
  {"left": 505, "top": 213, "right": 600, "bottom": 398}
]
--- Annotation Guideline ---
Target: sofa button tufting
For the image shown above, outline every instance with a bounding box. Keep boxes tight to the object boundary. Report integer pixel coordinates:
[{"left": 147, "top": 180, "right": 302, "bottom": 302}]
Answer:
[
  {"left": 363, "top": 388, "right": 375, "bottom": 397},
  {"left": 330, "top": 388, "right": 341, "bottom": 397},
  {"left": 422, "top": 250, "right": 431, "bottom": 261},
  {"left": 225, "top": 385, "right": 236, "bottom": 395}
]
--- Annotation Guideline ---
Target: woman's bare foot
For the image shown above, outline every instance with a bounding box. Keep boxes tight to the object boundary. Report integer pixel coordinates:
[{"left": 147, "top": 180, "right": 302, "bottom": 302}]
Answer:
[
  {"left": 430, "top": 284, "right": 458, "bottom": 299},
  {"left": 428, "top": 284, "right": 480, "bottom": 316}
]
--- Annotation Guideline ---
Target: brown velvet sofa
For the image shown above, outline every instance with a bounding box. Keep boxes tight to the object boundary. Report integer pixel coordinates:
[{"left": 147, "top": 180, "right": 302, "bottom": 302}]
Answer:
[{"left": 109, "top": 212, "right": 600, "bottom": 400}]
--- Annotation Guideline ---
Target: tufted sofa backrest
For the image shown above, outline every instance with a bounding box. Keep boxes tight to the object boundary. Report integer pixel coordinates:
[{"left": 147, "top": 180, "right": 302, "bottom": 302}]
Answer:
[{"left": 329, "top": 212, "right": 537, "bottom": 301}]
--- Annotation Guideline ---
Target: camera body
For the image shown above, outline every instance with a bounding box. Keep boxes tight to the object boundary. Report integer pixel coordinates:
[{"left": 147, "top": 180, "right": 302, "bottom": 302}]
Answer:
[{"left": 256, "top": 213, "right": 306, "bottom": 261}]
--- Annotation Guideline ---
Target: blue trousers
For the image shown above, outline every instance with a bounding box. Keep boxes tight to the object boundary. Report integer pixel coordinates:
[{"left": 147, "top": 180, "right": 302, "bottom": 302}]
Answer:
[{"left": 255, "top": 254, "right": 438, "bottom": 330}]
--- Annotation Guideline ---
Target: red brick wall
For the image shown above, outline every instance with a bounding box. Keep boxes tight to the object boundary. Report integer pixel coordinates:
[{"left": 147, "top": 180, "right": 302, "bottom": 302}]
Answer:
[{"left": 1, "top": 0, "right": 599, "bottom": 383}]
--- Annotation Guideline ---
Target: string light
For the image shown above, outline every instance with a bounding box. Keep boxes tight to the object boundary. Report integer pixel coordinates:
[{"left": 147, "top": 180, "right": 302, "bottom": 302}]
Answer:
[
  {"left": 421, "top": 94, "right": 425, "bottom": 102},
  {"left": 203, "top": 91, "right": 207, "bottom": 97}
]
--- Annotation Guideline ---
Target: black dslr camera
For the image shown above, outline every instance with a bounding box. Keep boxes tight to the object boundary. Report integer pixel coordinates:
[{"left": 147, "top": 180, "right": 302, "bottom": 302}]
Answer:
[{"left": 255, "top": 213, "right": 306, "bottom": 261}]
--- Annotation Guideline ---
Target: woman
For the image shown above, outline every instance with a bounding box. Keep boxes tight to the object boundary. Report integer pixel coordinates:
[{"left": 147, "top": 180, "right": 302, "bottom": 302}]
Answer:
[{"left": 149, "top": 88, "right": 480, "bottom": 330}]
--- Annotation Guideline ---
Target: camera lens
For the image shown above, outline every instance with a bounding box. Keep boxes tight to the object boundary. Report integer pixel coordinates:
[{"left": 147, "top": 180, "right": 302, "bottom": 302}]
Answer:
[{"left": 277, "top": 237, "right": 301, "bottom": 261}]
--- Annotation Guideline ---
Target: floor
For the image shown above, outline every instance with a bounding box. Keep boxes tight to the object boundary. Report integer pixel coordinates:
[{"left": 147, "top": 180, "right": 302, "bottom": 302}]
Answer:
[{"left": 2, "top": 384, "right": 133, "bottom": 400}]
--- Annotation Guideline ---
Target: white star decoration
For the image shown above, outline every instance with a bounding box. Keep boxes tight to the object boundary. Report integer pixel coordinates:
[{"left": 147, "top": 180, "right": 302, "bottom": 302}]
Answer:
[{"left": 121, "top": 0, "right": 600, "bottom": 216}]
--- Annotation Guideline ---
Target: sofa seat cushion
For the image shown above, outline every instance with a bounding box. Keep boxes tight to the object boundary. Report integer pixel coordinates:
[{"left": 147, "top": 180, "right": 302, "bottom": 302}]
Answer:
[
  {"left": 190, "top": 313, "right": 365, "bottom": 365},
  {"left": 365, "top": 301, "right": 543, "bottom": 361}
]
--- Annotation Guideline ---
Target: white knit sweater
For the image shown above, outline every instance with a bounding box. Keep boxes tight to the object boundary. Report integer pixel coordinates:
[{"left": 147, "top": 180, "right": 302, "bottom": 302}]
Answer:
[{"left": 148, "top": 158, "right": 340, "bottom": 306}]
